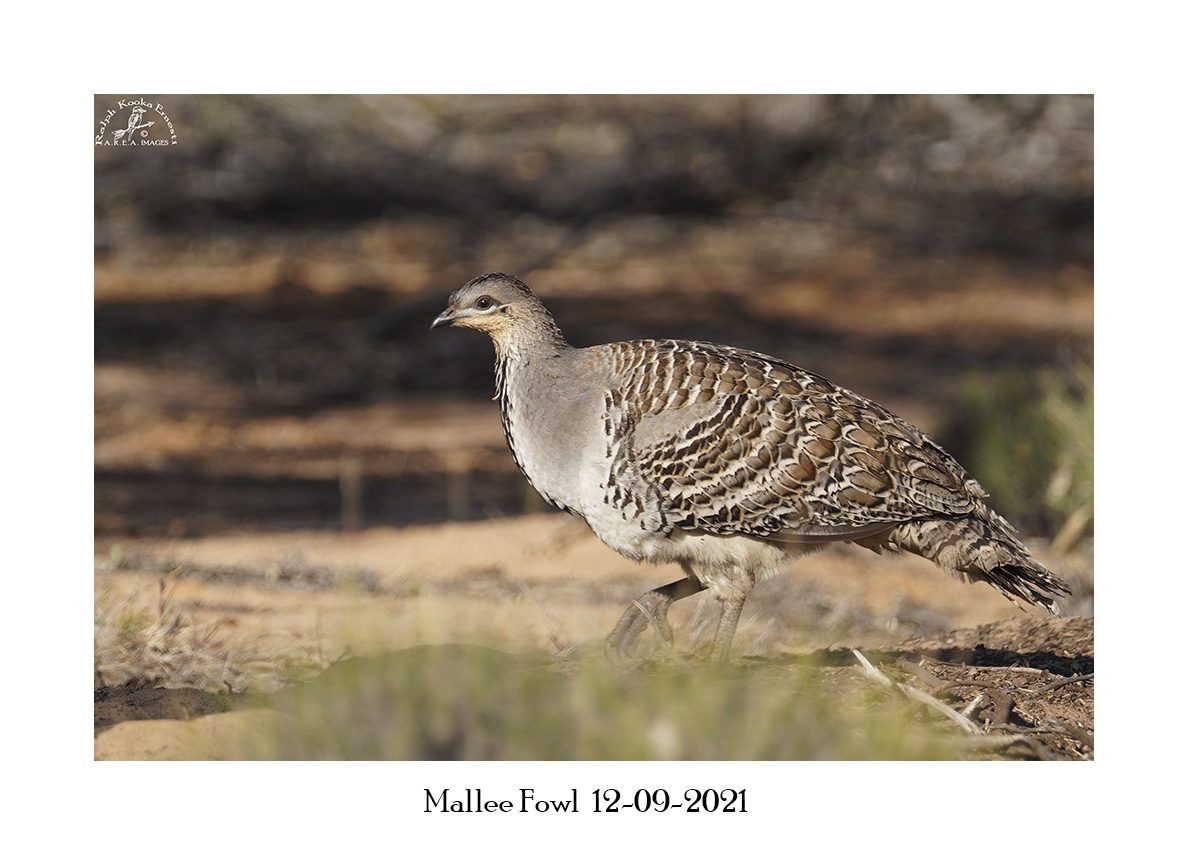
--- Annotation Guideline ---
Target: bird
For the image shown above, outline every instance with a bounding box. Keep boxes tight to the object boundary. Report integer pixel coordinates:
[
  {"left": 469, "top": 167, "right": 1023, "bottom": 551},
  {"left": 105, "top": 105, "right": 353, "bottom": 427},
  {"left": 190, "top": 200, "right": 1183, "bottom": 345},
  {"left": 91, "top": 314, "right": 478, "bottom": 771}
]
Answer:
[{"left": 432, "top": 273, "right": 1071, "bottom": 662}]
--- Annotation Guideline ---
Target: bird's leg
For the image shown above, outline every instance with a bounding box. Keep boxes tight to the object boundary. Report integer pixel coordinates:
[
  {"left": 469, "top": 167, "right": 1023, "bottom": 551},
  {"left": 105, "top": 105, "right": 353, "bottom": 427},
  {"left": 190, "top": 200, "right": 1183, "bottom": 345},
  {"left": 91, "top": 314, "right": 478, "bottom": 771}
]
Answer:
[
  {"left": 707, "top": 568, "right": 755, "bottom": 663},
  {"left": 604, "top": 576, "right": 706, "bottom": 661},
  {"left": 708, "top": 592, "right": 748, "bottom": 664}
]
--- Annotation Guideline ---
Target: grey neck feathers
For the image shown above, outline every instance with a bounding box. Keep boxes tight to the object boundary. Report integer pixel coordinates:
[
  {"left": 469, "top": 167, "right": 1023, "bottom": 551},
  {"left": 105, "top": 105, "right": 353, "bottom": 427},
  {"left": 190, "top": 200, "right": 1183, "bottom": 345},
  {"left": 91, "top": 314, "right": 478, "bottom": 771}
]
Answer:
[
  {"left": 492, "top": 304, "right": 570, "bottom": 402},
  {"left": 492, "top": 305, "right": 569, "bottom": 362}
]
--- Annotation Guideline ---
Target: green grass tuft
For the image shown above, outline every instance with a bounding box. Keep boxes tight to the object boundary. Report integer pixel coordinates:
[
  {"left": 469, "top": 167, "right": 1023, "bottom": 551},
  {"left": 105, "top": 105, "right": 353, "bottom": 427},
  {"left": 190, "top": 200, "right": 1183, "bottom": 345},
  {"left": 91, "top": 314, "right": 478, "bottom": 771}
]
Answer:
[
  {"left": 941, "top": 361, "right": 1092, "bottom": 548},
  {"left": 244, "top": 645, "right": 962, "bottom": 760}
]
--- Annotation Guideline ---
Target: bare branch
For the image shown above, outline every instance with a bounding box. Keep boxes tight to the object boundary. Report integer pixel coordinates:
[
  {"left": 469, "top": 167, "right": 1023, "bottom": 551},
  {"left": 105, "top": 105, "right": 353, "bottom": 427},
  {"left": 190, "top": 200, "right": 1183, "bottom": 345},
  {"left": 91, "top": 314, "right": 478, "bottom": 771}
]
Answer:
[{"left": 853, "top": 649, "right": 981, "bottom": 734}]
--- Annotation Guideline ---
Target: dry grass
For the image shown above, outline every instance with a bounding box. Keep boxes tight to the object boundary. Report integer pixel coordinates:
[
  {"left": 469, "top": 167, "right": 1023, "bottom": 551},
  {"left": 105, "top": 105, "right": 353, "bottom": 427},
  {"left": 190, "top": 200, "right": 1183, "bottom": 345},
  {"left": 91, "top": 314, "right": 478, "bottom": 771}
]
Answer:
[
  {"left": 93, "top": 514, "right": 1092, "bottom": 759},
  {"left": 94, "top": 573, "right": 330, "bottom": 693}
]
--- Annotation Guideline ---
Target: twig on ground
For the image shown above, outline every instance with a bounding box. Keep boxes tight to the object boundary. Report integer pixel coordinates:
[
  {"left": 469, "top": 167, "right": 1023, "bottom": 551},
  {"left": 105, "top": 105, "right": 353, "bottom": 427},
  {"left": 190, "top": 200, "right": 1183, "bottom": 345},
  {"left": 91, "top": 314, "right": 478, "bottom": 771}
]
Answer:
[
  {"left": 932, "top": 679, "right": 1037, "bottom": 696},
  {"left": 988, "top": 724, "right": 1064, "bottom": 736},
  {"left": 966, "top": 734, "right": 1056, "bottom": 760},
  {"left": 852, "top": 648, "right": 892, "bottom": 686},
  {"left": 852, "top": 649, "right": 981, "bottom": 734},
  {"left": 991, "top": 692, "right": 1016, "bottom": 727},
  {"left": 1048, "top": 719, "right": 1095, "bottom": 750},
  {"left": 1041, "top": 673, "right": 1094, "bottom": 693},
  {"left": 912, "top": 654, "right": 1048, "bottom": 675},
  {"left": 960, "top": 693, "right": 985, "bottom": 719},
  {"left": 896, "top": 658, "right": 945, "bottom": 689},
  {"left": 986, "top": 719, "right": 1094, "bottom": 752}
]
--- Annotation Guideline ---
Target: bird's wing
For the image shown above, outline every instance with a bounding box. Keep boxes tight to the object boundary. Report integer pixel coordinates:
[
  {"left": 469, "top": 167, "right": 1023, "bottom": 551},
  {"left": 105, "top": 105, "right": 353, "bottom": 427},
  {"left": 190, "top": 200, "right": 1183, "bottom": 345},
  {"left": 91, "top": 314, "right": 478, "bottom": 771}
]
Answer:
[{"left": 600, "top": 339, "right": 983, "bottom": 539}]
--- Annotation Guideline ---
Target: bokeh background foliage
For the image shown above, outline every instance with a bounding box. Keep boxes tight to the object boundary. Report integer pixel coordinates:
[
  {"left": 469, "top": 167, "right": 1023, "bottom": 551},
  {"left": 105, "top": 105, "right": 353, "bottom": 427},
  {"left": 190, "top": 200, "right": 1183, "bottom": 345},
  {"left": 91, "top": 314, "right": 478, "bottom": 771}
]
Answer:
[{"left": 96, "top": 94, "right": 1092, "bottom": 542}]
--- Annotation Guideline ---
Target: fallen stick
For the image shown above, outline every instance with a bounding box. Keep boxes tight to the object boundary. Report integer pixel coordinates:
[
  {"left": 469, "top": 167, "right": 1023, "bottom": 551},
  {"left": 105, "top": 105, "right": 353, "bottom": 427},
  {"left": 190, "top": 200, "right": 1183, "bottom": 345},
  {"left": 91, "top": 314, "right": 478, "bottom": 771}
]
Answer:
[
  {"left": 960, "top": 693, "right": 985, "bottom": 719},
  {"left": 911, "top": 654, "right": 1048, "bottom": 675},
  {"left": 1042, "top": 673, "right": 1094, "bottom": 693},
  {"left": 1048, "top": 718, "right": 1095, "bottom": 750},
  {"left": 966, "top": 734, "right": 1055, "bottom": 760},
  {"left": 990, "top": 692, "right": 1016, "bottom": 727},
  {"left": 932, "top": 679, "right": 1037, "bottom": 696},
  {"left": 852, "top": 649, "right": 981, "bottom": 735},
  {"left": 852, "top": 648, "right": 892, "bottom": 686}
]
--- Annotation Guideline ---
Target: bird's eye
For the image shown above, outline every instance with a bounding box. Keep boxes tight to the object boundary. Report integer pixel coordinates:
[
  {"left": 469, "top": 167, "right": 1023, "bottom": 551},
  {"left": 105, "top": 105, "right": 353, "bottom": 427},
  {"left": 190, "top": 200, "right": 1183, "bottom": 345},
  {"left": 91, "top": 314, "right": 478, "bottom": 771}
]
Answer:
[{"left": 475, "top": 296, "right": 493, "bottom": 310}]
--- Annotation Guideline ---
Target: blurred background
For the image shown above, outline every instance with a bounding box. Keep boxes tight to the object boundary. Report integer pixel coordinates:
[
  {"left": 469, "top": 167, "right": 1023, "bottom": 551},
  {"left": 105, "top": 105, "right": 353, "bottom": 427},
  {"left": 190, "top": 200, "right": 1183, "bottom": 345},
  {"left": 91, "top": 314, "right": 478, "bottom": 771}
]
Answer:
[
  {"left": 95, "top": 94, "right": 1092, "bottom": 539},
  {"left": 94, "top": 95, "right": 1093, "bottom": 759}
]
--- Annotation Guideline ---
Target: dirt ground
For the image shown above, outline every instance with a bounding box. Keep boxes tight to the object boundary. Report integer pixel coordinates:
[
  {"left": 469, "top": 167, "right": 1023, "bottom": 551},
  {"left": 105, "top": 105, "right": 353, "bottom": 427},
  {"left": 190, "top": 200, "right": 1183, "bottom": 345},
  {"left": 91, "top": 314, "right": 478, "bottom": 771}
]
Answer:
[{"left": 94, "top": 512, "right": 1093, "bottom": 760}]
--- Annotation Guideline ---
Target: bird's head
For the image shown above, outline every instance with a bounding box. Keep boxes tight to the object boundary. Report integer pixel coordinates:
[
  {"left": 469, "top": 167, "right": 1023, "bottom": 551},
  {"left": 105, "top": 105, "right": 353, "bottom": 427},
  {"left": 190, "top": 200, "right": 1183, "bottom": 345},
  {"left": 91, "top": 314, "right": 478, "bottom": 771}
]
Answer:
[{"left": 432, "top": 273, "right": 565, "bottom": 351}]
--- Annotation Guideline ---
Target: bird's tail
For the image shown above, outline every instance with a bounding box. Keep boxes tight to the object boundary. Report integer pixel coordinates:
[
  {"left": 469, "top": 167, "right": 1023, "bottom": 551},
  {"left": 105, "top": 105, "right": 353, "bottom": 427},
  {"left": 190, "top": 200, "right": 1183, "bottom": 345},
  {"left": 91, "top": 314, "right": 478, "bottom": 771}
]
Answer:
[{"left": 857, "top": 505, "right": 1072, "bottom": 613}]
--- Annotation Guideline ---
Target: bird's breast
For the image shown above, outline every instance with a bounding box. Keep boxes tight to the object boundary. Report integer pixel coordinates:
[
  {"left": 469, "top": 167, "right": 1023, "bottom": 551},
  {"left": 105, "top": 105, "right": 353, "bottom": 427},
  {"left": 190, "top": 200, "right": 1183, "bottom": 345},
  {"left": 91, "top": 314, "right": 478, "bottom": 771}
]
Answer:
[{"left": 498, "top": 361, "right": 599, "bottom": 517}]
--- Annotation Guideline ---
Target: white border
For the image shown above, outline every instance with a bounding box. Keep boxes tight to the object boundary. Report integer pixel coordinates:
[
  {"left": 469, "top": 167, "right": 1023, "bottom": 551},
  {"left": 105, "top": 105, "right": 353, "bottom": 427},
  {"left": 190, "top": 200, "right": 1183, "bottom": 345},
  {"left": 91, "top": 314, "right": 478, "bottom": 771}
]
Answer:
[{"left": 7, "top": 1, "right": 1185, "bottom": 851}]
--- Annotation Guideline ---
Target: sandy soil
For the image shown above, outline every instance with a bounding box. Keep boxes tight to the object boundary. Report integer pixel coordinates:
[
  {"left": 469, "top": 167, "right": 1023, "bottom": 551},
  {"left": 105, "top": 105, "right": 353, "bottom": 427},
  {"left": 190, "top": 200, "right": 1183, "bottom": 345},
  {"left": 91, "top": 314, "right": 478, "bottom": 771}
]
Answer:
[
  {"left": 96, "top": 515, "right": 1088, "bottom": 655},
  {"left": 94, "top": 513, "right": 1093, "bottom": 760}
]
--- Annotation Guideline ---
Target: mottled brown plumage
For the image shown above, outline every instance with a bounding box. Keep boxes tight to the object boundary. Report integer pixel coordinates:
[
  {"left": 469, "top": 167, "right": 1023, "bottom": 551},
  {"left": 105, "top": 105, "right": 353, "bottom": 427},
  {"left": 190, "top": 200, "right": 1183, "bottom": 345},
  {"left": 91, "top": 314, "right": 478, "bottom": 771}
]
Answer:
[
  {"left": 597, "top": 338, "right": 1069, "bottom": 611},
  {"left": 434, "top": 273, "right": 1071, "bottom": 661}
]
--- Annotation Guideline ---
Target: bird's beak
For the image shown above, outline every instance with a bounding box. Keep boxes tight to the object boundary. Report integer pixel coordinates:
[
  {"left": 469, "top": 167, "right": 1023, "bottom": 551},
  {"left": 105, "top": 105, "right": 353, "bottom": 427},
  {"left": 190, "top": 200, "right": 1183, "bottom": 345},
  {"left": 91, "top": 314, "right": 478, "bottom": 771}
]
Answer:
[{"left": 431, "top": 308, "right": 456, "bottom": 330}]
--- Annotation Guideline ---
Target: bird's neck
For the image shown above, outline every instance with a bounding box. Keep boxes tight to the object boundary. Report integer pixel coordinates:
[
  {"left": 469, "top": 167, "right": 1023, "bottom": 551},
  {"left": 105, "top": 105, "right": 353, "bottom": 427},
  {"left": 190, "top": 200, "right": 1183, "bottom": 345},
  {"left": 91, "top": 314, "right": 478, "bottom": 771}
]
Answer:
[
  {"left": 491, "top": 313, "right": 570, "bottom": 368},
  {"left": 490, "top": 319, "right": 572, "bottom": 502},
  {"left": 490, "top": 304, "right": 571, "bottom": 421}
]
